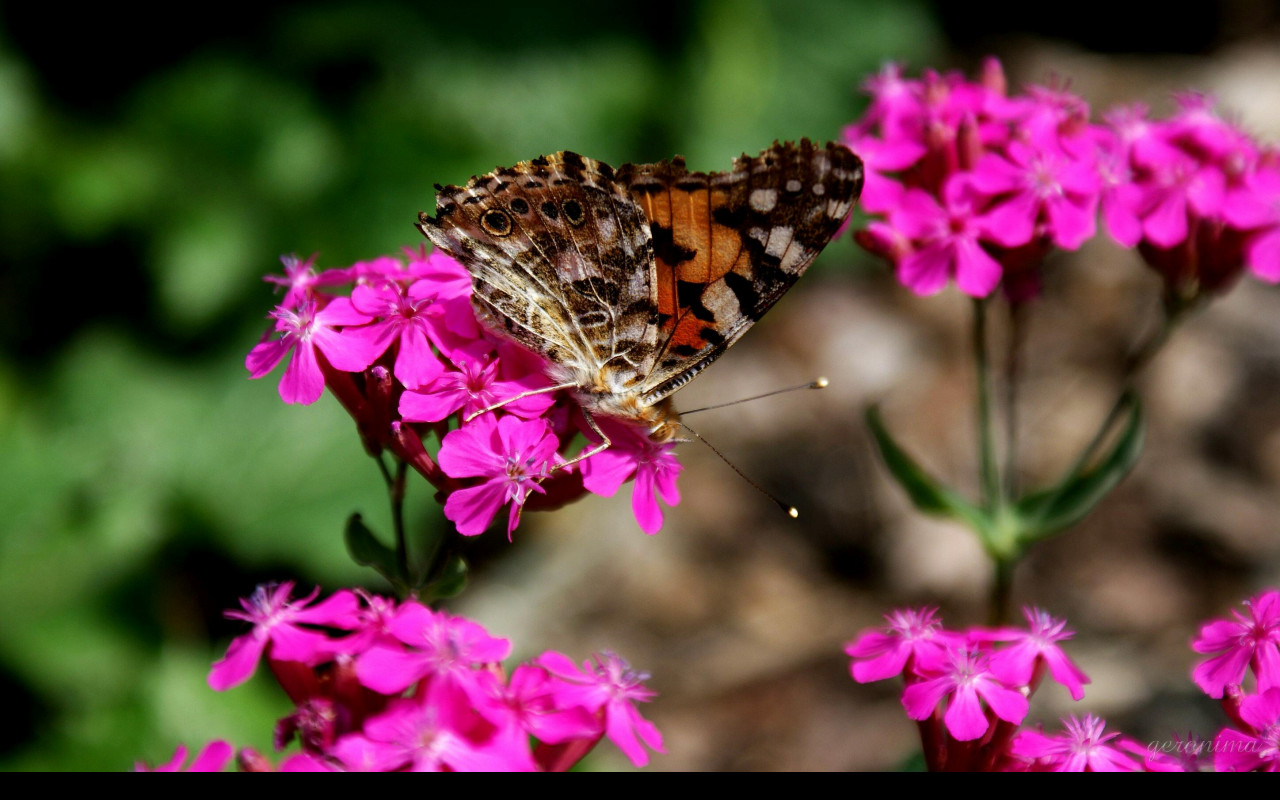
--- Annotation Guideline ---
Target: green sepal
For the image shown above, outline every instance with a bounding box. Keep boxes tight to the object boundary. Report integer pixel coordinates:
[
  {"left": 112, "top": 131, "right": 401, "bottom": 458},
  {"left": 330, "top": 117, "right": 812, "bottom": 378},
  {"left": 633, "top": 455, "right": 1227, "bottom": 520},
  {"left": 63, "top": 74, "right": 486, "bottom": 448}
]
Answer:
[
  {"left": 423, "top": 554, "right": 469, "bottom": 600},
  {"left": 866, "top": 404, "right": 989, "bottom": 534},
  {"left": 1016, "top": 393, "right": 1145, "bottom": 540}
]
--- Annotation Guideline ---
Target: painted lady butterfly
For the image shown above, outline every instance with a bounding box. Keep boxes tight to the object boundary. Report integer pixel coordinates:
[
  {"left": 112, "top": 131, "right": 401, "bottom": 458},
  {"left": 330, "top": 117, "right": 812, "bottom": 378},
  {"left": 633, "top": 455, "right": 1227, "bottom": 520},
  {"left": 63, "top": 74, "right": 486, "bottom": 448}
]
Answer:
[{"left": 417, "top": 139, "right": 863, "bottom": 460}]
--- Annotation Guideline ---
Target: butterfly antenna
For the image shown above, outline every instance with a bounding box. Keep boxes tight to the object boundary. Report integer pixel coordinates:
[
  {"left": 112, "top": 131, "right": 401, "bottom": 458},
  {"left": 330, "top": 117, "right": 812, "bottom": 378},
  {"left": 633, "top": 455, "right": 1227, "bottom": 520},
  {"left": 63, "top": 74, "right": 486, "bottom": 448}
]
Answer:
[
  {"left": 677, "top": 421, "right": 799, "bottom": 519},
  {"left": 680, "top": 377, "right": 829, "bottom": 416}
]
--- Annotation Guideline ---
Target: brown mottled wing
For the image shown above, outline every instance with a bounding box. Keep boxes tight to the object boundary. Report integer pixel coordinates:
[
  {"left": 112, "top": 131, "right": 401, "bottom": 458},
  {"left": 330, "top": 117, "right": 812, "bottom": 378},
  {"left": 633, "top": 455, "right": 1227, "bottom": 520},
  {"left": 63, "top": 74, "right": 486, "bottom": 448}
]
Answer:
[
  {"left": 617, "top": 140, "right": 863, "bottom": 404},
  {"left": 417, "top": 152, "right": 656, "bottom": 381}
]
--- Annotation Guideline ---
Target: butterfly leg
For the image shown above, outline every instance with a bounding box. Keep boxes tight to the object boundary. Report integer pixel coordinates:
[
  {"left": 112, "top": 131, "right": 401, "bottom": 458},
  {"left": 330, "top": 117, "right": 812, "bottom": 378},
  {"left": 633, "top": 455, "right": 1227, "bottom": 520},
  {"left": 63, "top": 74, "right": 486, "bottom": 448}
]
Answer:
[
  {"left": 552, "top": 408, "right": 612, "bottom": 472},
  {"left": 464, "top": 381, "right": 578, "bottom": 422}
]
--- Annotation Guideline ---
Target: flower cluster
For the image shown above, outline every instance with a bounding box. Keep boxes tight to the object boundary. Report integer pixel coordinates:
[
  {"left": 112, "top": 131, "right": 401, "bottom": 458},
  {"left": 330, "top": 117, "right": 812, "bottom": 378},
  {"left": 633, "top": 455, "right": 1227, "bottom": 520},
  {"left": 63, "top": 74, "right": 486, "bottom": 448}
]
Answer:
[
  {"left": 1191, "top": 588, "right": 1280, "bottom": 772},
  {"left": 1101, "top": 95, "right": 1280, "bottom": 299},
  {"left": 848, "top": 590, "right": 1280, "bottom": 771},
  {"left": 847, "top": 60, "right": 1280, "bottom": 302},
  {"left": 246, "top": 250, "right": 681, "bottom": 537},
  {"left": 140, "top": 582, "right": 663, "bottom": 772},
  {"left": 848, "top": 606, "right": 1118, "bottom": 771}
]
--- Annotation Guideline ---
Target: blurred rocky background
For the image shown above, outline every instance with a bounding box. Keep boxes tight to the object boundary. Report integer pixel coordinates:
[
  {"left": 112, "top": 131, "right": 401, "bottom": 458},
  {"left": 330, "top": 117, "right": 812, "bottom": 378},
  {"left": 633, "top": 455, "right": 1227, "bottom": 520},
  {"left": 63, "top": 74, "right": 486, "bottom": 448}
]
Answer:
[{"left": 2, "top": 0, "right": 1278, "bottom": 771}]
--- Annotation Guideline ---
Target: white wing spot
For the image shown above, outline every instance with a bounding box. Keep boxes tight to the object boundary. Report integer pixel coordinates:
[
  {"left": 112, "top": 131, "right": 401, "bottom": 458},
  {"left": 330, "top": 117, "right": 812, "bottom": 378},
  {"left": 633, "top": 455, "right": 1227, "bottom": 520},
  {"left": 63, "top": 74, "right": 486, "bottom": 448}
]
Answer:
[
  {"left": 786, "top": 179, "right": 802, "bottom": 193},
  {"left": 812, "top": 184, "right": 826, "bottom": 196},
  {"left": 749, "top": 188, "right": 778, "bottom": 213},
  {"left": 765, "top": 226, "right": 793, "bottom": 258}
]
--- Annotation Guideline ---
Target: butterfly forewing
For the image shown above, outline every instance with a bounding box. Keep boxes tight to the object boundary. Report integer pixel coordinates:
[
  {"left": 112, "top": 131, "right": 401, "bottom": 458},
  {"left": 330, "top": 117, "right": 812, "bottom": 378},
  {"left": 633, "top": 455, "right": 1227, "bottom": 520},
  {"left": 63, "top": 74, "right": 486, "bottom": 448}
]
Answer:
[
  {"left": 418, "top": 153, "right": 656, "bottom": 379},
  {"left": 618, "top": 140, "right": 863, "bottom": 404}
]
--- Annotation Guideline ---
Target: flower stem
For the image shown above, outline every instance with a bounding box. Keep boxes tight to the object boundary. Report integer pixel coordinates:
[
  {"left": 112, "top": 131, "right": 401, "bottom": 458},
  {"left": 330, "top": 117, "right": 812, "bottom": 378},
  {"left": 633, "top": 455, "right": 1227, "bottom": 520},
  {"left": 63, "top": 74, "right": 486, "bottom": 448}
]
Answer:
[
  {"left": 389, "top": 459, "right": 409, "bottom": 585},
  {"left": 989, "top": 557, "right": 1014, "bottom": 627},
  {"left": 1003, "top": 301, "right": 1027, "bottom": 499},
  {"left": 1069, "top": 297, "right": 1184, "bottom": 473},
  {"left": 973, "top": 298, "right": 1001, "bottom": 510}
]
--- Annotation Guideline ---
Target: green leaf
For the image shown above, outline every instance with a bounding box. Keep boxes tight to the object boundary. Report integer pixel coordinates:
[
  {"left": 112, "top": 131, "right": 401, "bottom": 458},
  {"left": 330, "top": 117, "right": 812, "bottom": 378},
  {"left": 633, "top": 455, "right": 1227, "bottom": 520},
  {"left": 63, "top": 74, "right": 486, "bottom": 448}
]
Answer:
[
  {"left": 343, "top": 513, "right": 403, "bottom": 588},
  {"left": 865, "top": 404, "right": 989, "bottom": 533},
  {"left": 1016, "top": 394, "right": 1145, "bottom": 540}
]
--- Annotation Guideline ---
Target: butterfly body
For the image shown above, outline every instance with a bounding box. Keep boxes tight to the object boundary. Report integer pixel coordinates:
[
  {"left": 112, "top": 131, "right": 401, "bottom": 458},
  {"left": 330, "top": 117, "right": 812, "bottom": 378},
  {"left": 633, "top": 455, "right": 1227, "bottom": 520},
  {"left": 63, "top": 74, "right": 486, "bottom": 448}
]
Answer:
[{"left": 417, "top": 140, "right": 862, "bottom": 445}]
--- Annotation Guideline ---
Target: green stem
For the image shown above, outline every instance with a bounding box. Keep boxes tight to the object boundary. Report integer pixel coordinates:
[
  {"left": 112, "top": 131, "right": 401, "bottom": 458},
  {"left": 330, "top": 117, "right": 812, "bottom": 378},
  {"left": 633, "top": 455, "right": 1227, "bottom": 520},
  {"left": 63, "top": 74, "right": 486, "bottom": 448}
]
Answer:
[
  {"left": 1070, "top": 300, "right": 1184, "bottom": 473},
  {"left": 989, "top": 557, "right": 1015, "bottom": 626},
  {"left": 973, "top": 298, "right": 1001, "bottom": 510},
  {"left": 1003, "top": 301, "right": 1026, "bottom": 499},
  {"left": 374, "top": 453, "right": 394, "bottom": 488},
  {"left": 389, "top": 459, "right": 409, "bottom": 586}
]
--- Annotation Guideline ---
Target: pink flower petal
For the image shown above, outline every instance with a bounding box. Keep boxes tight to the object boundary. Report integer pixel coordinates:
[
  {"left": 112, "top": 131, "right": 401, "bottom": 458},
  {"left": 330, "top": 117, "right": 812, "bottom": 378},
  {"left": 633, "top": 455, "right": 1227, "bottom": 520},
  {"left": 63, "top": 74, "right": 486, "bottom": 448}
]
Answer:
[
  {"left": 279, "top": 342, "right": 324, "bottom": 405},
  {"left": 898, "top": 242, "right": 952, "bottom": 295},
  {"left": 942, "top": 684, "right": 990, "bottom": 741},
  {"left": 952, "top": 238, "right": 1003, "bottom": 297},
  {"left": 208, "top": 633, "right": 268, "bottom": 691}
]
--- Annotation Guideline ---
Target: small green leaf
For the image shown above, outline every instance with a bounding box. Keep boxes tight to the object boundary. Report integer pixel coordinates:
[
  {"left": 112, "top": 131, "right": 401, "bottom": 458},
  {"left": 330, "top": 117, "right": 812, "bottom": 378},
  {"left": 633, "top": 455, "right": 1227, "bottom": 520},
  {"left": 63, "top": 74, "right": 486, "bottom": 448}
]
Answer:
[
  {"left": 1016, "top": 394, "right": 1145, "bottom": 540},
  {"left": 425, "top": 555, "right": 469, "bottom": 601},
  {"left": 865, "top": 405, "right": 989, "bottom": 533},
  {"left": 344, "top": 513, "right": 402, "bottom": 587}
]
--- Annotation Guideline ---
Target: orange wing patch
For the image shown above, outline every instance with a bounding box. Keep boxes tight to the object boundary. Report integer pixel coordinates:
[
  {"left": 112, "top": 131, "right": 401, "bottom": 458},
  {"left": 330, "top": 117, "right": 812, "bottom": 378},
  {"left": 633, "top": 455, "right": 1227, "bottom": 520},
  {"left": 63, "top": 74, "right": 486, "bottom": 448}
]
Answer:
[{"left": 628, "top": 166, "right": 751, "bottom": 362}]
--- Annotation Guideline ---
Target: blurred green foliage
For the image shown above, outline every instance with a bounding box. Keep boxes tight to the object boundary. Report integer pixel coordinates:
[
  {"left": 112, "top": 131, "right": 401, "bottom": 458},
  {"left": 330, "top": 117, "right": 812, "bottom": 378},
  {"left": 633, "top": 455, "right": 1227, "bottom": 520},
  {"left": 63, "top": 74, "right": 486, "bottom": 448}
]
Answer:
[{"left": 0, "top": 0, "right": 941, "bottom": 770}]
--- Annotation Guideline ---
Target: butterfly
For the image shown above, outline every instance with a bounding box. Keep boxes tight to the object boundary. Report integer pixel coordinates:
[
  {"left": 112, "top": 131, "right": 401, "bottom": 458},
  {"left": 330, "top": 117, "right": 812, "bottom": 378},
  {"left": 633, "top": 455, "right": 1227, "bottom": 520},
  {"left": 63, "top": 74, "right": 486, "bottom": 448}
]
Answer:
[{"left": 416, "top": 139, "right": 863, "bottom": 463}]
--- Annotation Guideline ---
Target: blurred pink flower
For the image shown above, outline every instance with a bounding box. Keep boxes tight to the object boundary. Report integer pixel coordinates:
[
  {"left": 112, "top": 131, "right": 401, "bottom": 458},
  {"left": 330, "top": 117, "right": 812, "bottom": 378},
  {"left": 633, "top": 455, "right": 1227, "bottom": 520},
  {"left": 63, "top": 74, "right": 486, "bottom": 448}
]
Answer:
[
  {"left": 1010, "top": 714, "right": 1141, "bottom": 772},
  {"left": 901, "top": 647, "right": 1029, "bottom": 741},
  {"left": 1192, "top": 589, "right": 1280, "bottom": 698}
]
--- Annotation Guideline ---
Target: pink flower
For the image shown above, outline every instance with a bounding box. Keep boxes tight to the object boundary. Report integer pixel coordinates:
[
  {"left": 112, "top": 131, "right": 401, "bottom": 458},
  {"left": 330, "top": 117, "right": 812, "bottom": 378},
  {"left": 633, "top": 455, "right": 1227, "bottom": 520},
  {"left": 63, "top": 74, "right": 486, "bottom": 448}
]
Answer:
[
  {"left": 399, "top": 345, "right": 555, "bottom": 423},
  {"left": 1167, "top": 92, "right": 1257, "bottom": 163},
  {"left": 580, "top": 417, "right": 682, "bottom": 535},
  {"left": 344, "top": 280, "right": 455, "bottom": 389},
  {"left": 841, "top": 132, "right": 924, "bottom": 213},
  {"left": 1094, "top": 134, "right": 1144, "bottom": 247},
  {"left": 263, "top": 253, "right": 353, "bottom": 310},
  {"left": 247, "top": 242, "right": 688, "bottom": 537},
  {"left": 538, "top": 651, "right": 665, "bottom": 767},
  {"left": 473, "top": 664, "right": 601, "bottom": 744},
  {"left": 436, "top": 414, "right": 562, "bottom": 537},
  {"left": 401, "top": 247, "right": 475, "bottom": 301},
  {"left": 323, "top": 590, "right": 402, "bottom": 656},
  {"left": 207, "top": 582, "right": 359, "bottom": 691},
  {"left": 1136, "top": 149, "right": 1225, "bottom": 248},
  {"left": 902, "top": 647, "right": 1029, "bottom": 741},
  {"left": 846, "top": 607, "right": 957, "bottom": 683},
  {"left": 1009, "top": 714, "right": 1141, "bottom": 772},
  {"left": 278, "top": 753, "right": 337, "bottom": 771},
  {"left": 137, "top": 741, "right": 234, "bottom": 772},
  {"left": 1122, "top": 733, "right": 1208, "bottom": 772},
  {"left": 852, "top": 62, "right": 925, "bottom": 144},
  {"left": 979, "top": 607, "right": 1090, "bottom": 700},
  {"left": 332, "top": 697, "right": 533, "bottom": 772},
  {"left": 889, "top": 180, "right": 1004, "bottom": 297},
  {"left": 245, "top": 297, "right": 379, "bottom": 404},
  {"left": 354, "top": 602, "right": 510, "bottom": 703},
  {"left": 1213, "top": 688, "right": 1280, "bottom": 772},
  {"left": 1192, "top": 589, "right": 1280, "bottom": 698},
  {"left": 969, "top": 137, "right": 1100, "bottom": 250},
  {"left": 1224, "top": 167, "right": 1280, "bottom": 281}
]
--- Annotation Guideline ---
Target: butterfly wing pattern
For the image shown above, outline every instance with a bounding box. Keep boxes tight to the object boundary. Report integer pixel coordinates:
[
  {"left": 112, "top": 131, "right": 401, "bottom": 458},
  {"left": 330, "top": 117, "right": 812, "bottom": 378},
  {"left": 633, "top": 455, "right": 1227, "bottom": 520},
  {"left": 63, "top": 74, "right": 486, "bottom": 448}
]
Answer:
[{"left": 417, "top": 139, "right": 862, "bottom": 450}]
